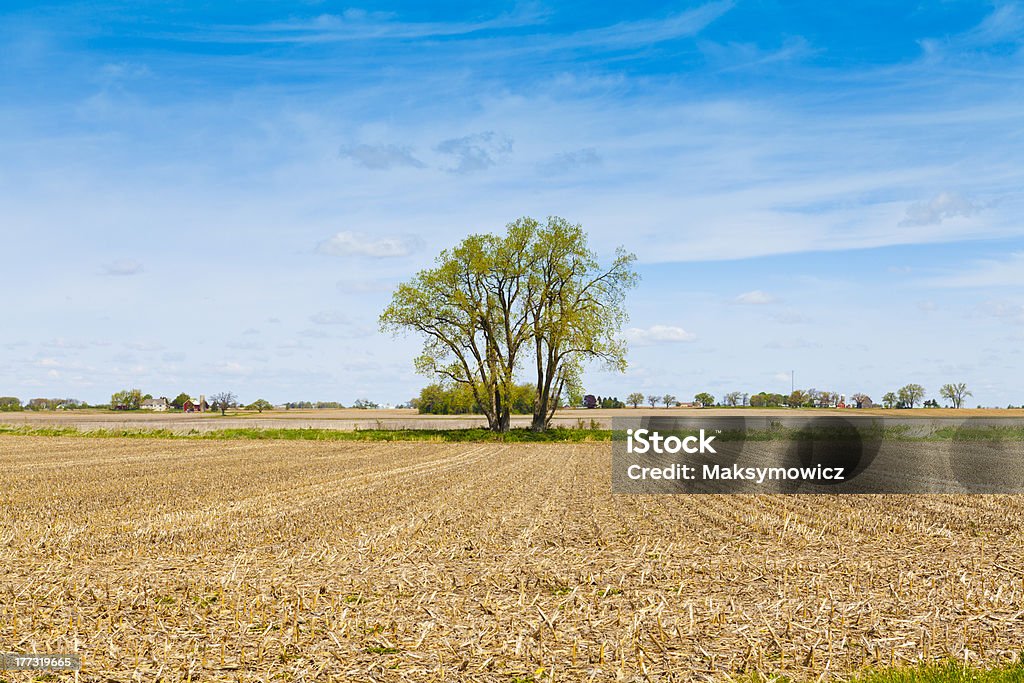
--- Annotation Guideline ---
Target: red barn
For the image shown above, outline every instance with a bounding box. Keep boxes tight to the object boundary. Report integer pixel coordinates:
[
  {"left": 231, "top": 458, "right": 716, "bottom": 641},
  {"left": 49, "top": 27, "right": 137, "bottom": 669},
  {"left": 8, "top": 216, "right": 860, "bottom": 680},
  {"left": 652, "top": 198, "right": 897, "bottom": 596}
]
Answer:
[{"left": 182, "top": 396, "right": 208, "bottom": 413}]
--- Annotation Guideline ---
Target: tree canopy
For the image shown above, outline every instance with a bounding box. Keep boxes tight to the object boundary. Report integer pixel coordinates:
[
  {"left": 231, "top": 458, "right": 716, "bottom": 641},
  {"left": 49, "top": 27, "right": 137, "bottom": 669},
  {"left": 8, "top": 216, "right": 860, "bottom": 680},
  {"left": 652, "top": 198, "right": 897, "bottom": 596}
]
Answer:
[
  {"left": 897, "top": 383, "right": 925, "bottom": 408},
  {"left": 111, "top": 389, "right": 142, "bottom": 410},
  {"left": 210, "top": 391, "right": 237, "bottom": 416},
  {"left": 940, "top": 382, "right": 971, "bottom": 409},
  {"left": 380, "top": 216, "right": 638, "bottom": 431},
  {"left": 694, "top": 392, "right": 715, "bottom": 407},
  {"left": 247, "top": 398, "right": 273, "bottom": 413}
]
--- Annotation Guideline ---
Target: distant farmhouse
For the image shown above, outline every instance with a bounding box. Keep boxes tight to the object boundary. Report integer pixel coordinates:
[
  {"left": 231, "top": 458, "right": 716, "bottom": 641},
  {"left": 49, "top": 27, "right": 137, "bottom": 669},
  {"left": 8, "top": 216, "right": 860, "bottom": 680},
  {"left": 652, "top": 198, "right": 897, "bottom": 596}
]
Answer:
[
  {"left": 183, "top": 396, "right": 208, "bottom": 413},
  {"left": 141, "top": 397, "right": 169, "bottom": 411}
]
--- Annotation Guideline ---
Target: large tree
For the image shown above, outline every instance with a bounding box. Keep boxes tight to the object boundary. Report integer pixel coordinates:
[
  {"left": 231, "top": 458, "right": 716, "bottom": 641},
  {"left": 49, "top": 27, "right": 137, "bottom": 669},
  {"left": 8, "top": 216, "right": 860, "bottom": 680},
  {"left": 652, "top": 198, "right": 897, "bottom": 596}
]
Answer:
[
  {"left": 626, "top": 392, "right": 645, "bottom": 408},
  {"left": 111, "top": 388, "right": 142, "bottom": 410},
  {"left": 694, "top": 392, "right": 715, "bottom": 407},
  {"left": 210, "top": 391, "right": 237, "bottom": 416},
  {"left": 380, "top": 217, "right": 637, "bottom": 432},
  {"left": 897, "top": 383, "right": 925, "bottom": 409},
  {"left": 851, "top": 392, "right": 872, "bottom": 408},
  {"left": 0, "top": 397, "right": 22, "bottom": 411},
  {"left": 939, "top": 382, "right": 971, "bottom": 409},
  {"left": 247, "top": 398, "right": 273, "bottom": 413}
]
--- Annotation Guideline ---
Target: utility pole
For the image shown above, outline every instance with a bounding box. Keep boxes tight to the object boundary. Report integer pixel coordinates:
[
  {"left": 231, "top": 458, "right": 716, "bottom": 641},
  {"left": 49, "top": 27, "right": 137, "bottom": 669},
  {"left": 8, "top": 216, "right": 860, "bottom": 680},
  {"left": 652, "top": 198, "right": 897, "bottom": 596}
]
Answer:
[{"left": 791, "top": 370, "right": 794, "bottom": 394}]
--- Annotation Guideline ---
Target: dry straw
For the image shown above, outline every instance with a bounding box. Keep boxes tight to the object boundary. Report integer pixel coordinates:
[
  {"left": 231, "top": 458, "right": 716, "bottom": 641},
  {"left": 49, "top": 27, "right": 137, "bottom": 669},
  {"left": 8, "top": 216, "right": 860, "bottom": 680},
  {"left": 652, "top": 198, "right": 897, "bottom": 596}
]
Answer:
[{"left": 1, "top": 435, "right": 1022, "bottom": 681}]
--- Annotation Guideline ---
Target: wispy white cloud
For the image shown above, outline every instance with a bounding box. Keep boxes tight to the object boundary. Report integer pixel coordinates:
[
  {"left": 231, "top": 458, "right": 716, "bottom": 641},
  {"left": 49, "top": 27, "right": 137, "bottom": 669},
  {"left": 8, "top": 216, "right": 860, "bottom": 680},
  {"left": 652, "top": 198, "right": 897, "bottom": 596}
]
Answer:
[
  {"left": 537, "top": 148, "right": 601, "bottom": 175},
  {"left": 771, "top": 310, "right": 811, "bottom": 325},
  {"left": 699, "top": 36, "right": 815, "bottom": 71},
  {"left": 317, "top": 231, "right": 421, "bottom": 258},
  {"left": 213, "top": 361, "right": 252, "bottom": 376},
  {"left": 337, "top": 279, "right": 395, "bottom": 293},
  {"left": 979, "top": 300, "right": 1024, "bottom": 324},
  {"left": 924, "top": 252, "right": 1024, "bottom": 288},
  {"left": 227, "top": 340, "right": 263, "bottom": 350},
  {"left": 435, "top": 131, "right": 513, "bottom": 173},
  {"left": 101, "top": 259, "right": 144, "bottom": 276},
  {"left": 555, "top": 1, "right": 733, "bottom": 50},
  {"left": 951, "top": 2, "right": 1024, "bottom": 48},
  {"left": 124, "top": 341, "right": 164, "bottom": 351},
  {"left": 339, "top": 143, "right": 424, "bottom": 170},
  {"left": 309, "top": 311, "right": 349, "bottom": 325},
  {"left": 899, "top": 191, "right": 982, "bottom": 227},
  {"left": 172, "top": 6, "right": 549, "bottom": 44},
  {"left": 734, "top": 290, "right": 777, "bottom": 305},
  {"left": 764, "top": 339, "right": 821, "bottom": 350},
  {"left": 626, "top": 325, "right": 697, "bottom": 346}
]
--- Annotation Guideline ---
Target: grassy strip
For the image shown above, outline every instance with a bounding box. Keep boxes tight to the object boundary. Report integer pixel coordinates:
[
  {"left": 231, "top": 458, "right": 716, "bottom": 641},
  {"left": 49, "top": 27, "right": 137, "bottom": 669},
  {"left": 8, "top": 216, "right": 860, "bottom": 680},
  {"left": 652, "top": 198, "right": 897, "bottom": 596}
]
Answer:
[
  {"left": 2, "top": 424, "right": 1024, "bottom": 442},
  {"left": 0, "top": 424, "right": 612, "bottom": 442},
  {"left": 743, "top": 660, "right": 1024, "bottom": 682}
]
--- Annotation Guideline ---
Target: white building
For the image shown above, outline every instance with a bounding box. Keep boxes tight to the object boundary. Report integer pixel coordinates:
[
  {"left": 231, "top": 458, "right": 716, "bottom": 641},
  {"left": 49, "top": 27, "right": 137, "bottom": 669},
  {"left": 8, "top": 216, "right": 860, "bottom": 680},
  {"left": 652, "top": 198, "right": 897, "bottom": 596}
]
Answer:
[{"left": 141, "top": 397, "right": 169, "bottom": 411}]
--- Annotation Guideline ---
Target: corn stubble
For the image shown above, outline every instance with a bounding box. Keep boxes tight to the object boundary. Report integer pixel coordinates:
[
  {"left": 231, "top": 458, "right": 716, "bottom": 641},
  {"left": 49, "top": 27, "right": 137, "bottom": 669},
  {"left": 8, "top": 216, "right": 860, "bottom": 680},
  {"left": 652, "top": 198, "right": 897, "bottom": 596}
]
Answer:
[{"left": 1, "top": 435, "right": 1022, "bottom": 682}]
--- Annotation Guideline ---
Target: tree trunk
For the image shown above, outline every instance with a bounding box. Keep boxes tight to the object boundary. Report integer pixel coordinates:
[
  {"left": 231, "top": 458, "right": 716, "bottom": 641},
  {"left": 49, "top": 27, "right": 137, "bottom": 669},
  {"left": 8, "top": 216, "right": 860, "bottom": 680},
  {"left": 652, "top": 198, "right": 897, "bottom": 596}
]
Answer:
[
  {"left": 532, "top": 355, "right": 558, "bottom": 431},
  {"left": 491, "top": 387, "right": 504, "bottom": 432},
  {"left": 531, "top": 401, "right": 547, "bottom": 431}
]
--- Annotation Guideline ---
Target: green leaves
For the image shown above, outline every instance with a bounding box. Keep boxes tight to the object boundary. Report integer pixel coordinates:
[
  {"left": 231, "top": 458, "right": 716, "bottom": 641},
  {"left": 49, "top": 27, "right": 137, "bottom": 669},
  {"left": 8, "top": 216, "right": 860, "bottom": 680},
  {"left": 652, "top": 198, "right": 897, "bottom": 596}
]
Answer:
[{"left": 380, "top": 216, "right": 638, "bottom": 431}]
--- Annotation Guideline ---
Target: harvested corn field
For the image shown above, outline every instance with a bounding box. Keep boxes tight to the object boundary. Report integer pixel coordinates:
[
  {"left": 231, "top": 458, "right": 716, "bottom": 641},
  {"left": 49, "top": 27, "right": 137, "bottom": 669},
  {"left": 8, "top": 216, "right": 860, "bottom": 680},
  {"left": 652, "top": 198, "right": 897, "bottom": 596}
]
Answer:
[{"left": 2, "top": 435, "right": 1023, "bottom": 681}]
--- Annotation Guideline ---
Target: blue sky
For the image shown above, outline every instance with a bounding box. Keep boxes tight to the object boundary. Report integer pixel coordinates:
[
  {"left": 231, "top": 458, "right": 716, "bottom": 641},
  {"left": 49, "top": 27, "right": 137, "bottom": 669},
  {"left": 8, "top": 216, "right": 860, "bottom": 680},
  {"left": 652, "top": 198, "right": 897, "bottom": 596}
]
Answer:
[{"left": 2, "top": 1, "right": 1023, "bottom": 407}]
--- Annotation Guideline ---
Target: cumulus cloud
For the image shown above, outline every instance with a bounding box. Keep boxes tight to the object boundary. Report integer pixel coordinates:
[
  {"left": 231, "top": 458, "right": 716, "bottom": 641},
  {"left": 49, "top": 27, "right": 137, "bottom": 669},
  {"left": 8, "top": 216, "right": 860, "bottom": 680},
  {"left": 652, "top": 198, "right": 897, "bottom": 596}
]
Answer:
[
  {"left": 899, "top": 191, "right": 982, "bottom": 227},
  {"left": 101, "top": 259, "right": 144, "bottom": 276},
  {"left": 538, "top": 148, "right": 601, "bottom": 174},
  {"left": 435, "top": 131, "right": 512, "bottom": 173},
  {"left": 317, "top": 231, "right": 421, "bottom": 258},
  {"left": 625, "top": 325, "right": 697, "bottom": 346},
  {"left": 734, "top": 290, "right": 777, "bottom": 305},
  {"left": 339, "top": 143, "right": 425, "bottom": 170}
]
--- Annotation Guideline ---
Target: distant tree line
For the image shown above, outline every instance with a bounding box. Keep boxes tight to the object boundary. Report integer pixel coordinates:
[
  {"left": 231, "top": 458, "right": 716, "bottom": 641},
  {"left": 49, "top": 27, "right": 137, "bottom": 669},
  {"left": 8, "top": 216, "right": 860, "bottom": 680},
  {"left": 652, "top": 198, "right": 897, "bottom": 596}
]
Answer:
[
  {"left": 592, "top": 381, "right": 977, "bottom": 410},
  {"left": 0, "top": 380, "right": 987, "bottom": 415},
  {"left": 1, "top": 397, "right": 93, "bottom": 411},
  {"left": 413, "top": 382, "right": 554, "bottom": 415}
]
